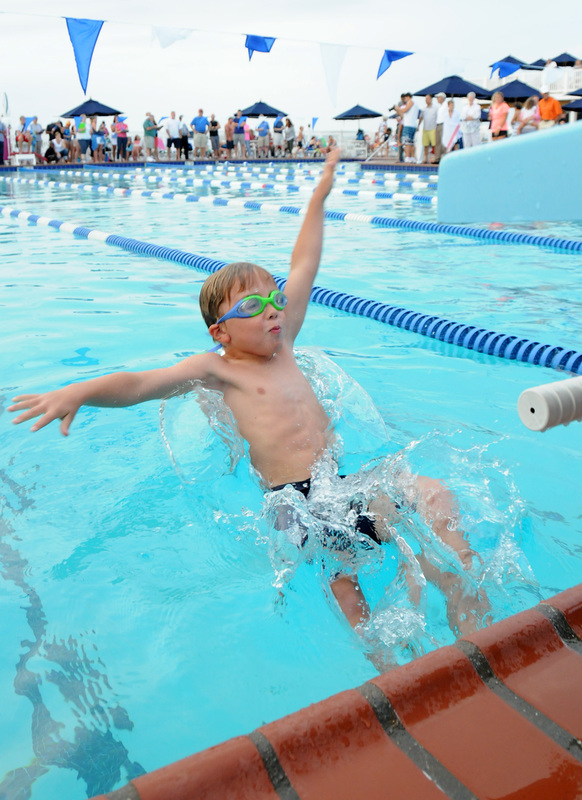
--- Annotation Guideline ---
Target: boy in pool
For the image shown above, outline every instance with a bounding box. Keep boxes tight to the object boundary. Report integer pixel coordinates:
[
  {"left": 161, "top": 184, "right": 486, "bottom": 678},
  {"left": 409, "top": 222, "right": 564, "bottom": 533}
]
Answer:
[{"left": 9, "top": 149, "right": 486, "bottom": 639}]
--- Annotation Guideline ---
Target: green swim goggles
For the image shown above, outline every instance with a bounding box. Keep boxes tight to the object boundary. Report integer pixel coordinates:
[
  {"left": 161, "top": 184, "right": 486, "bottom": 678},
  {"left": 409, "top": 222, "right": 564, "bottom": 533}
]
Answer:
[{"left": 216, "top": 289, "right": 288, "bottom": 324}]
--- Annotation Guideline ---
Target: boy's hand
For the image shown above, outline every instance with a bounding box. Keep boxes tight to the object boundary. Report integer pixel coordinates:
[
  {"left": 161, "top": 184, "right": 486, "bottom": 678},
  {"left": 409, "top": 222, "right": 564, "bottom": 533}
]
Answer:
[
  {"left": 8, "top": 386, "right": 83, "bottom": 436},
  {"left": 317, "top": 147, "right": 341, "bottom": 199}
]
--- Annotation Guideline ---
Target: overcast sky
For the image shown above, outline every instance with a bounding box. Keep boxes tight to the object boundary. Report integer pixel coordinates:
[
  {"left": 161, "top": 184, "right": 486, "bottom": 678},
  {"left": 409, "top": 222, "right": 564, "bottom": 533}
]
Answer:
[{"left": 0, "top": 0, "right": 579, "bottom": 133}]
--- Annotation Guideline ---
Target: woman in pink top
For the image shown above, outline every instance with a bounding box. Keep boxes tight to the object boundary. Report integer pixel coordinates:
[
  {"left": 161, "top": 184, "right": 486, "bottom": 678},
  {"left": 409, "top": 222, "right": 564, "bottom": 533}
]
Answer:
[{"left": 488, "top": 91, "right": 510, "bottom": 141}]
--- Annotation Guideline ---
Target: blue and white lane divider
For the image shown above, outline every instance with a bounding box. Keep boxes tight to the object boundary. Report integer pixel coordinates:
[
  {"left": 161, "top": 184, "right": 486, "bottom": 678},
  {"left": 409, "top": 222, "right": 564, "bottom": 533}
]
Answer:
[
  {"left": 5, "top": 174, "right": 582, "bottom": 253},
  {"left": 71, "top": 164, "right": 438, "bottom": 191},
  {"left": 2, "top": 202, "right": 581, "bottom": 376},
  {"left": 33, "top": 170, "right": 435, "bottom": 204}
]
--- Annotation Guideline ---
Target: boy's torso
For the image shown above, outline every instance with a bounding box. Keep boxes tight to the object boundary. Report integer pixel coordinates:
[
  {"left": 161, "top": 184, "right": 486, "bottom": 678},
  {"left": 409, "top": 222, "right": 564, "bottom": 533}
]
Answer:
[{"left": 209, "top": 344, "right": 330, "bottom": 487}]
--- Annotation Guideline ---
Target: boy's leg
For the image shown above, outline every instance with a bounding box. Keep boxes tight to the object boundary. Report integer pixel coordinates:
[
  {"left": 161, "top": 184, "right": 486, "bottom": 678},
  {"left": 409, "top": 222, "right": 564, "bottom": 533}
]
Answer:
[{"left": 330, "top": 575, "right": 370, "bottom": 628}]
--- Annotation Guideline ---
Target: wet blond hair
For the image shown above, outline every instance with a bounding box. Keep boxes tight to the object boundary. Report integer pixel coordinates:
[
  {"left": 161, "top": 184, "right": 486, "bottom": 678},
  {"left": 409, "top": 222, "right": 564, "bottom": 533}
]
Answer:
[{"left": 199, "top": 262, "right": 275, "bottom": 327}]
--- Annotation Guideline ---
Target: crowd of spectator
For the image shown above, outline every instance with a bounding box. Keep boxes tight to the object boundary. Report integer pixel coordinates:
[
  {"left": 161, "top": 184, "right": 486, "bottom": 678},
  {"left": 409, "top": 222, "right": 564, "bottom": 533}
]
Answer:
[
  {"left": 2, "top": 109, "right": 341, "bottom": 165},
  {"left": 1, "top": 84, "right": 575, "bottom": 167},
  {"left": 371, "top": 85, "right": 570, "bottom": 164}
]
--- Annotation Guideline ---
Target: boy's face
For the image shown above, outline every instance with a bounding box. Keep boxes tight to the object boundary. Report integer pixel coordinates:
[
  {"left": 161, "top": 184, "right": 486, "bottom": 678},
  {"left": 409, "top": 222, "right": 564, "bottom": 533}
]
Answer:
[{"left": 211, "top": 273, "right": 286, "bottom": 358}]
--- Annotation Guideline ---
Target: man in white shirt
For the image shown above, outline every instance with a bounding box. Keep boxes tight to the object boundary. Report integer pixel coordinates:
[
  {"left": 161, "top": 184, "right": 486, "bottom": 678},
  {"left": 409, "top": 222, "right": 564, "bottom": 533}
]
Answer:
[
  {"left": 395, "top": 92, "right": 419, "bottom": 163},
  {"left": 434, "top": 92, "right": 448, "bottom": 163},
  {"left": 165, "top": 111, "right": 181, "bottom": 160},
  {"left": 460, "top": 92, "right": 481, "bottom": 148},
  {"left": 417, "top": 95, "right": 437, "bottom": 164}
]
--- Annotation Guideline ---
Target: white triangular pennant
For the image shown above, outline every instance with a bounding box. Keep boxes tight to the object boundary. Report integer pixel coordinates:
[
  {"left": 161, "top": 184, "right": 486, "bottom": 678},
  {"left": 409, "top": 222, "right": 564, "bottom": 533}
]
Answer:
[
  {"left": 319, "top": 43, "right": 348, "bottom": 106},
  {"left": 152, "top": 26, "right": 193, "bottom": 49}
]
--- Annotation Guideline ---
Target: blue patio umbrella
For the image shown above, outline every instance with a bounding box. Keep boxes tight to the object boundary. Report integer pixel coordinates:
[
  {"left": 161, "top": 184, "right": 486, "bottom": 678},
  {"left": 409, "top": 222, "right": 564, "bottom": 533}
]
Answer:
[
  {"left": 413, "top": 75, "right": 490, "bottom": 99},
  {"left": 562, "top": 98, "right": 582, "bottom": 111},
  {"left": 488, "top": 55, "right": 524, "bottom": 67},
  {"left": 239, "top": 101, "right": 287, "bottom": 118},
  {"left": 492, "top": 79, "right": 540, "bottom": 101},
  {"left": 333, "top": 104, "right": 382, "bottom": 120},
  {"left": 568, "top": 87, "right": 582, "bottom": 97},
  {"left": 61, "top": 98, "right": 122, "bottom": 117},
  {"left": 552, "top": 52, "right": 580, "bottom": 66},
  {"left": 521, "top": 59, "right": 546, "bottom": 70}
]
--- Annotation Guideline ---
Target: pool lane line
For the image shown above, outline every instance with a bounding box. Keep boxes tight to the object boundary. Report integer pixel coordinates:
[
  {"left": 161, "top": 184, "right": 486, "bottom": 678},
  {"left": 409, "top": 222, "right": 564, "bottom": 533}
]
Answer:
[
  {"left": 357, "top": 682, "right": 478, "bottom": 799},
  {"left": 453, "top": 639, "right": 582, "bottom": 762},
  {"left": 2, "top": 202, "right": 582, "bottom": 376},
  {"left": 37, "top": 167, "right": 438, "bottom": 195},
  {"left": 8, "top": 174, "right": 582, "bottom": 253},
  {"left": 535, "top": 604, "right": 582, "bottom": 656},
  {"left": 30, "top": 171, "right": 436, "bottom": 204}
]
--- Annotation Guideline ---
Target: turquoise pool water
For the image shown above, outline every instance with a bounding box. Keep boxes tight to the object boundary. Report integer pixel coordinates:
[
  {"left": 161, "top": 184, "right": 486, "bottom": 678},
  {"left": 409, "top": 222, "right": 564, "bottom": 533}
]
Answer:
[{"left": 1, "top": 165, "right": 582, "bottom": 799}]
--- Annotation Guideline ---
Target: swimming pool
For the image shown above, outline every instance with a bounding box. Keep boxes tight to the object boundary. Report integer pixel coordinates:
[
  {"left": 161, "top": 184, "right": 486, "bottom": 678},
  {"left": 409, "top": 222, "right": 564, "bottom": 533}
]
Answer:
[{"left": 1, "top": 163, "right": 581, "bottom": 800}]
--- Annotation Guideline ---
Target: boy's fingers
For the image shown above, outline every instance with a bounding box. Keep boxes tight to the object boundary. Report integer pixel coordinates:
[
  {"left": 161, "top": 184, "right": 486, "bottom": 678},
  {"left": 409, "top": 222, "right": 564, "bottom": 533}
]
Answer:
[
  {"left": 12, "top": 407, "right": 44, "bottom": 425},
  {"left": 30, "top": 411, "right": 60, "bottom": 433},
  {"left": 59, "top": 412, "right": 76, "bottom": 437}
]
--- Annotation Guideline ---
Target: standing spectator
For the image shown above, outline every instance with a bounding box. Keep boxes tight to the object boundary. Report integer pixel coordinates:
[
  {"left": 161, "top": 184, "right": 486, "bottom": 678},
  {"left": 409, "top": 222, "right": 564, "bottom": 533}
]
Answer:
[
  {"left": 418, "top": 94, "right": 437, "bottom": 163},
  {"left": 29, "top": 117, "right": 44, "bottom": 161},
  {"left": 516, "top": 97, "right": 540, "bottom": 134},
  {"left": 191, "top": 109, "right": 209, "bottom": 159},
  {"left": 283, "top": 118, "right": 295, "bottom": 156},
  {"left": 442, "top": 99, "right": 461, "bottom": 154},
  {"left": 396, "top": 92, "right": 419, "bottom": 163},
  {"left": 460, "top": 92, "right": 482, "bottom": 149},
  {"left": 131, "top": 135, "right": 142, "bottom": 161},
  {"left": 232, "top": 110, "right": 245, "bottom": 158},
  {"left": 108, "top": 119, "right": 117, "bottom": 161},
  {"left": 76, "top": 114, "right": 92, "bottom": 161},
  {"left": 143, "top": 112, "right": 161, "bottom": 161},
  {"left": 295, "top": 126, "right": 306, "bottom": 156},
  {"left": 434, "top": 92, "right": 447, "bottom": 163},
  {"left": 242, "top": 118, "right": 252, "bottom": 158},
  {"left": 0, "top": 116, "right": 7, "bottom": 165},
  {"left": 114, "top": 115, "right": 129, "bottom": 161},
  {"left": 488, "top": 91, "right": 510, "bottom": 141},
  {"left": 208, "top": 114, "right": 220, "bottom": 159},
  {"left": 178, "top": 115, "right": 190, "bottom": 160},
  {"left": 165, "top": 111, "right": 181, "bottom": 160},
  {"left": 223, "top": 117, "right": 235, "bottom": 159},
  {"left": 538, "top": 86, "right": 563, "bottom": 129},
  {"left": 256, "top": 115, "right": 270, "bottom": 158},
  {"left": 273, "top": 115, "right": 284, "bottom": 157},
  {"left": 16, "top": 116, "right": 32, "bottom": 153}
]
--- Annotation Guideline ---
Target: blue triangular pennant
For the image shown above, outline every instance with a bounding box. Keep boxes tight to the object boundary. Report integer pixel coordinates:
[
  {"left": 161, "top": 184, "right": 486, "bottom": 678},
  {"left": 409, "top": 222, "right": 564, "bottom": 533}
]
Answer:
[
  {"left": 245, "top": 34, "right": 276, "bottom": 61},
  {"left": 490, "top": 60, "right": 521, "bottom": 79},
  {"left": 312, "top": 117, "right": 318, "bottom": 130},
  {"left": 65, "top": 17, "right": 104, "bottom": 94},
  {"left": 377, "top": 49, "right": 414, "bottom": 79}
]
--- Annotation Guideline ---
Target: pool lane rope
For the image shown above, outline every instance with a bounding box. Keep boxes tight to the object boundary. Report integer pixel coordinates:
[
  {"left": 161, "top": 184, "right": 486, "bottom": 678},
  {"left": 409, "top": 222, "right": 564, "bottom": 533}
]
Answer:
[
  {"left": 5, "top": 173, "right": 582, "bottom": 253},
  {"left": 31, "top": 170, "right": 437, "bottom": 205},
  {"left": 2, "top": 202, "right": 581, "bottom": 376}
]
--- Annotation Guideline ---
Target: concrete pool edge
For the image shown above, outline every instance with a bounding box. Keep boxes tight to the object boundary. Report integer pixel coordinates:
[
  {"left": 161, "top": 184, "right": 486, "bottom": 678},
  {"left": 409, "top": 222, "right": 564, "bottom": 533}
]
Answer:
[{"left": 89, "top": 583, "right": 582, "bottom": 800}]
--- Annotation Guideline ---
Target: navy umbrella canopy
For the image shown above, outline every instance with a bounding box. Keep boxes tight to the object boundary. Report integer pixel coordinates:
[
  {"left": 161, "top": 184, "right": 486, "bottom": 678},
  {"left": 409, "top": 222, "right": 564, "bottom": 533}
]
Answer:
[
  {"left": 334, "top": 104, "right": 382, "bottom": 120},
  {"left": 552, "top": 52, "right": 579, "bottom": 66},
  {"left": 61, "top": 99, "right": 122, "bottom": 117},
  {"left": 521, "top": 59, "right": 546, "bottom": 70},
  {"left": 488, "top": 55, "right": 524, "bottom": 67},
  {"left": 239, "top": 101, "right": 287, "bottom": 117},
  {"left": 562, "top": 98, "right": 582, "bottom": 111},
  {"left": 413, "top": 75, "right": 490, "bottom": 99},
  {"left": 568, "top": 87, "right": 582, "bottom": 97},
  {"left": 492, "top": 79, "right": 540, "bottom": 101}
]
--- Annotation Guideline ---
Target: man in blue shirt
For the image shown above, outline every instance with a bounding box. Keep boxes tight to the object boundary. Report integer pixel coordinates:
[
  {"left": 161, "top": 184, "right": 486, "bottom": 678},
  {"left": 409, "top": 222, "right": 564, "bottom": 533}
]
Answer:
[
  {"left": 273, "top": 115, "right": 284, "bottom": 157},
  {"left": 256, "top": 115, "right": 270, "bottom": 158},
  {"left": 233, "top": 110, "right": 246, "bottom": 158},
  {"left": 191, "top": 109, "right": 209, "bottom": 159}
]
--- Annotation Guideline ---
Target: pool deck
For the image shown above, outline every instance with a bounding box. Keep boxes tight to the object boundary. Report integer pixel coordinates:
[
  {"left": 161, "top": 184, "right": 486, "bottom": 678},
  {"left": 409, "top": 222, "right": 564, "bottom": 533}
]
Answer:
[{"left": 90, "top": 583, "right": 582, "bottom": 800}]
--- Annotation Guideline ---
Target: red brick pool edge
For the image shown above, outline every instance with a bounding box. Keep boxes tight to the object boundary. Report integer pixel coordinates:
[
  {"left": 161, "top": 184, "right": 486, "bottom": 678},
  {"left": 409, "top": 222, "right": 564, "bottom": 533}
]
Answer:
[{"left": 91, "top": 584, "right": 582, "bottom": 800}]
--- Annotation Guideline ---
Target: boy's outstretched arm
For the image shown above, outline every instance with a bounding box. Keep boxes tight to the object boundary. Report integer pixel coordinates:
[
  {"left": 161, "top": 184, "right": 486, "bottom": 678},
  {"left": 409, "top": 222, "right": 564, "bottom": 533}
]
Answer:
[
  {"left": 8, "top": 353, "right": 219, "bottom": 436},
  {"left": 284, "top": 148, "right": 340, "bottom": 342}
]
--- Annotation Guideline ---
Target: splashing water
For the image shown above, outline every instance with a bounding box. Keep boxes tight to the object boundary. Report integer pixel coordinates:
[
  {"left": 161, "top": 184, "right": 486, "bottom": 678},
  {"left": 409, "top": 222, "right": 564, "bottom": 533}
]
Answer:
[{"left": 159, "top": 348, "right": 537, "bottom": 665}]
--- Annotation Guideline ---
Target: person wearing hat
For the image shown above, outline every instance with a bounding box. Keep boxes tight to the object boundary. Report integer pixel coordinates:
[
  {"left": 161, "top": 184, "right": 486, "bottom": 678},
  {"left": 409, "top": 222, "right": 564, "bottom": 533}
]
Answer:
[
  {"left": 538, "top": 87, "right": 563, "bottom": 130},
  {"left": 434, "top": 92, "right": 447, "bottom": 163}
]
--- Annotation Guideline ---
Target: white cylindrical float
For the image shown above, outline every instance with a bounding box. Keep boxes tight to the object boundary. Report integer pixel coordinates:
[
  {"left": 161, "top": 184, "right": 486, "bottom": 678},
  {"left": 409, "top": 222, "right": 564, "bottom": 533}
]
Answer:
[{"left": 518, "top": 375, "right": 582, "bottom": 432}]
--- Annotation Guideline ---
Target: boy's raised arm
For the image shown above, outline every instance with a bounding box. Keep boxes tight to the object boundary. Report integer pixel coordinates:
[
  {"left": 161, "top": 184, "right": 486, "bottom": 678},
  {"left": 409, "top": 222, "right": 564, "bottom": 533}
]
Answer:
[
  {"left": 284, "top": 148, "right": 340, "bottom": 342},
  {"left": 8, "top": 353, "right": 218, "bottom": 436}
]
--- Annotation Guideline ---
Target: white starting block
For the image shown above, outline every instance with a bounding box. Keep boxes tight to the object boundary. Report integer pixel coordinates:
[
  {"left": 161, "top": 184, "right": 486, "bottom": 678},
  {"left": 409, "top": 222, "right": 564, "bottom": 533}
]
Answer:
[{"left": 12, "top": 153, "right": 36, "bottom": 167}]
